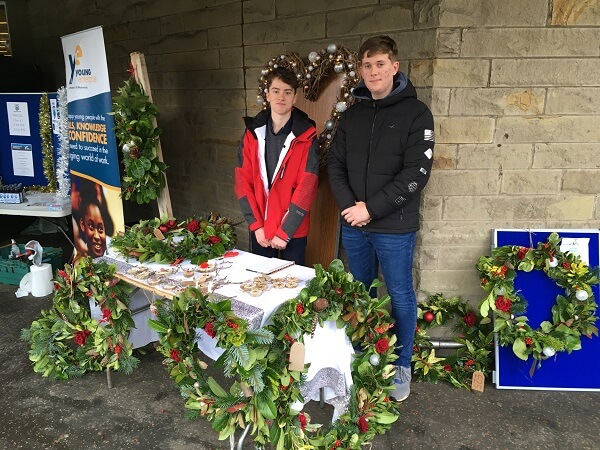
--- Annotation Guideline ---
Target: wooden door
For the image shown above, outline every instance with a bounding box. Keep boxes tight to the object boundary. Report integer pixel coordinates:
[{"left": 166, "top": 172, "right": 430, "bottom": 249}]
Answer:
[{"left": 294, "top": 74, "right": 343, "bottom": 268}]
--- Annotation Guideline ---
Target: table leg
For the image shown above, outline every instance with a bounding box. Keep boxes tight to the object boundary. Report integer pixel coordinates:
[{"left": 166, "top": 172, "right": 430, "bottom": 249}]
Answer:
[
  {"left": 236, "top": 424, "right": 251, "bottom": 450},
  {"left": 106, "top": 366, "right": 113, "bottom": 388}
]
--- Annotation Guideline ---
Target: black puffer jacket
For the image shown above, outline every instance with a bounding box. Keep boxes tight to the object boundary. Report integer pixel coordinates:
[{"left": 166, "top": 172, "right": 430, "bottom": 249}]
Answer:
[{"left": 328, "top": 73, "right": 434, "bottom": 233}]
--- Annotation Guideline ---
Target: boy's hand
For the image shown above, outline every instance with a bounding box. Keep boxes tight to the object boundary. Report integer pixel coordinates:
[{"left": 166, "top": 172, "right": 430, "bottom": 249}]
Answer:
[
  {"left": 255, "top": 228, "right": 270, "bottom": 247},
  {"left": 341, "top": 202, "right": 371, "bottom": 227},
  {"left": 270, "top": 236, "right": 288, "bottom": 250}
]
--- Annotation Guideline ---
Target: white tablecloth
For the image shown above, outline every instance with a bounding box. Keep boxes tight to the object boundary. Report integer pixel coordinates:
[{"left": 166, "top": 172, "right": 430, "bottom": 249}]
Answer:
[{"left": 98, "top": 247, "right": 354, "bottom": 416}]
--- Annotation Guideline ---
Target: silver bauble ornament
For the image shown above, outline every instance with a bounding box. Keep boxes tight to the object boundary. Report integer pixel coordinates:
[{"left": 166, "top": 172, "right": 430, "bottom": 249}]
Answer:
[
  {"left": 122, "top": 143, "right": 130, "bottom": 152},
  {"left": 326, "top": 134, "right": 332, "bottom": 140},
  {"left": 542, "top": 347, "right": 556, "bottom": 357},
  {"left": 334, "top": 63, "right": 344, "bottom": 73},
  {"left": 547, "top": 257, "right": 559, "bottom": 268},
  {"left": 575, "top": 289, "right": 589, "bottom": 301},
  {"left": 256, "top": 96, "right": 264, "bottom": 105},
  {"left": 347, "top": 63, "right": 354, "bottom": 69},
  {"left": 349, "top": 70, "right": 356, "bottom": 77},
  {"left": 335, "top": 102, "right": 347, "bottom": 112},
  {"left": 308, "top": 65, "right": 314, "bottom": 71},
  {"left": 369, "top": 354, "right": 380, "bottom": 366},
  {"left": 308, "top": 51, "right": 319, "bottom": 63},
  {"left": 273, "top": 64, "right": 278, "bottom": 68},
  {"left": 306, "top": 73, "right": 311, "bottom": 79},
  {"left": 325, "top": 120, "right": 334, "bottom": 130},
  {"left": 327, "top": 43, "right": 337, "bottom": 54},
  {"left": 261, "top": 69, "right": 269, "bottom": 76}
]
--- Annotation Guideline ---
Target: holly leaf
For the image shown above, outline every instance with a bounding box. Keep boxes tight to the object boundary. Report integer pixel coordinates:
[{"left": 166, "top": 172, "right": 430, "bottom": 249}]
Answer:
[
  {"left": 512, "top": 338, "right": 529, "bottom": 361},
  {"left": 479, "top": 293, "right": 493, "bottom": 317},
  {"left": 374, "top": 411, "right": 399, "bottom": 424}
]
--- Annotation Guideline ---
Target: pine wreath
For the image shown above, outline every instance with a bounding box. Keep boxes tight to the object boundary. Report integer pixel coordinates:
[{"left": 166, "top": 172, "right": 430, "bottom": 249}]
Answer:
[
  {"left": 112, "top": 70, "right": 167, "bottom": 204},
  {"left": 148, "top": 260, "right": 399, "bottom": 449},
  {"left": 476, "top": 232, "right": 599, "bottom": 362},
  {"left": 21, "top": 257, "right": 139, "bottom": 379},
  {"left": 412, "top": 293, "right": 494, "bottom": 389},
  {"left": 110, "top": 212, "right": 237, "bottom": 265}
]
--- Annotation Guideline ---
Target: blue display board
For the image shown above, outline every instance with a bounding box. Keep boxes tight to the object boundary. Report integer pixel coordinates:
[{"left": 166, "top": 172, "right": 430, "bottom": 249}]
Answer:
[
  {"left": 494, "top": 229, "right": 600, "bottom": 391},
  {"left": 0, "top": 93, "right": 60, "bottom": 186}
]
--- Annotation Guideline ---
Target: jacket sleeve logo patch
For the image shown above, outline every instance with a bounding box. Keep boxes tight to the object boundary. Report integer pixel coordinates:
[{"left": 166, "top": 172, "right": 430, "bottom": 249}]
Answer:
[{"left": 424, "top": 129, "right": 434, "bottom": 141}]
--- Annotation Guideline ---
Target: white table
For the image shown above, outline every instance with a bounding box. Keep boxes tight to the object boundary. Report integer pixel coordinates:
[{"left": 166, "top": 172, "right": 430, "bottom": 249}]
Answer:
[
  {"left": 0, "top": 191, "right": 71, "bottom": 217},
  {"left": 0, "top": 191, "right": 74, "bottom": 250},
  {"left": 96, "top": 248, "right": 354, "bottom": 418}
]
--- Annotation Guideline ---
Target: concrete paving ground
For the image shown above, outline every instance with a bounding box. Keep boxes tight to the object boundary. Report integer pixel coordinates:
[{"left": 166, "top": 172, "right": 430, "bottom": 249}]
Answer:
[{"left": 1, "top": 231, "right": 599, "bottom": 449}]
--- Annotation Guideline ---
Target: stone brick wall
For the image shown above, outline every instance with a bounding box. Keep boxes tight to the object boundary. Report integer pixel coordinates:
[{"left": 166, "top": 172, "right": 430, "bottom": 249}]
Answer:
[
  {"left": 416, "top": 0, "right": 600, "bottom": 302},
  {"left": 7, "top": 0, "right": 600, "bottom": 304}
]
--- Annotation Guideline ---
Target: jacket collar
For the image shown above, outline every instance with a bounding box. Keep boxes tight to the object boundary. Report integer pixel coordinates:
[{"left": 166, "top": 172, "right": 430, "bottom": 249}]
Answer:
[
  {"left": 352, "top": 72, "right": 416, "bottom": 107},
  {"left": 245, "top": 107, "right": 316, "bottom": 141}
]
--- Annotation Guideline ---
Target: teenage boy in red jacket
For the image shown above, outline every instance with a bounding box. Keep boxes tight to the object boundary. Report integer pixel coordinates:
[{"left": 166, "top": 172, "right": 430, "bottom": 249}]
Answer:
[{"left": 235, "top": 67, "right": 319, "bottom": 265}]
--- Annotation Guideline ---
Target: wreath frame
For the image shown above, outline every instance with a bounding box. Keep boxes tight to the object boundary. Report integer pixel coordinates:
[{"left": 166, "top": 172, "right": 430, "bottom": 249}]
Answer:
[
  {"left": 21, "top": 257, "right": 139, "bottom": 380},
  {"left": 413, "top": 293, "right": 494, "bottom": 389},
  {"left": 148, "top": 259, "right": 400, "bottom": 449},
  {"left": 476, "top": 232, "right": 599, "bottom": 362}
]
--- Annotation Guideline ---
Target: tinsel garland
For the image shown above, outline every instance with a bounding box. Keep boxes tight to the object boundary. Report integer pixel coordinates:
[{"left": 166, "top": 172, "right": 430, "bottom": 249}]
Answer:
[
  {"left": 55, "top": 87, "right": 70, "bottom": 198},
  {"left": 37, "top": 93, "right": 57, "bottom": 192}
]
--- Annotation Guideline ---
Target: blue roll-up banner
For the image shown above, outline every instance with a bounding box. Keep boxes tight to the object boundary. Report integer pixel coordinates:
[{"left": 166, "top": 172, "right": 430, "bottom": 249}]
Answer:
[
  {"left": 494, "top": 229, "right": 600, "bottom": 391},
  {"left": 61, "top": 26, "right": 124, "bottom": 259}
]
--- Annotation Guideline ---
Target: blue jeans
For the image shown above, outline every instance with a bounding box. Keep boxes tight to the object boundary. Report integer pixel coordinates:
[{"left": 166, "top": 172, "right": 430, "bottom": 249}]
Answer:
[{"left": 342, "top": 226, "right": 417, "bottom": 367}]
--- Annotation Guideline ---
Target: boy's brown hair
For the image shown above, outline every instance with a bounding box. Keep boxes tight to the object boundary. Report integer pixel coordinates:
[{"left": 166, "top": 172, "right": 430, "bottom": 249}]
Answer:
[
  {"left": 266, "top": 67, "right": 299, "bottom": 92},
  {"left": 358, "top": 35, "right": 398, "bottom": 63}
]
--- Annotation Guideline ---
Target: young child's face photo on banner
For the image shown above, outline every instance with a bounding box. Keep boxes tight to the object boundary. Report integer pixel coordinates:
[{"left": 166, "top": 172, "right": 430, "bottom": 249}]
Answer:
[{"left": 80, "top": 201, "right": 107, "bottom": 257}]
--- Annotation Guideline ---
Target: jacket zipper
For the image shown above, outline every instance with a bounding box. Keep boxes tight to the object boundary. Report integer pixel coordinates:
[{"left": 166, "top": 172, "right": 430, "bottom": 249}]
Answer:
[
  {"left": 265, "top": 140, "right": 294, "bottom": 221},
  {"left": 365, "top": 103, "right": 377, "bottom": 223}
]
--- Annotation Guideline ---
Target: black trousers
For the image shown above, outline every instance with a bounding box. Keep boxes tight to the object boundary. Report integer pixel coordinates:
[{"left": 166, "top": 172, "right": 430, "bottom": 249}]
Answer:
[{"left": 250, "top": 233, "right": 307, "bottom": 266}]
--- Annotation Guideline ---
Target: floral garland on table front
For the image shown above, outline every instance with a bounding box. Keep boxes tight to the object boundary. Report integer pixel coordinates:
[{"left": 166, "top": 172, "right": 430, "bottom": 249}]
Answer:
[
  {"left": 20, "top": 257, "right": 139, "bottom": 380},
  {"left": 476, "top": 232, "right": 599, "bottom": 363},
  {"left": 110, "top": 212, "right": 237, "bottom": 265},
  {"left": 257, "top": 44, "right": 360, "bottom": 170},
  {"left": 412, "top": 293, "right": 494, "bottom": 390},
  {"left": 112, "top": 68, "right": 168, "bottom": 204},
  {"left": 148, "top": 260, "right": 399, "bottom": 449}
]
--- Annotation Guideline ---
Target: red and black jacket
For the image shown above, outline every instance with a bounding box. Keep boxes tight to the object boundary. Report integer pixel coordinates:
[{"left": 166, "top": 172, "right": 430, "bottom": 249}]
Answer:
[{"left": 235, "top": 107, "right": 319, "bottom": 241}]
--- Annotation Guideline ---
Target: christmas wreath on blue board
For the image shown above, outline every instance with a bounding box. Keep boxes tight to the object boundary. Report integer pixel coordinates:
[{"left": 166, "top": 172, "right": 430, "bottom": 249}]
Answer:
[{"left": 476, "top": 232, "right": 599, "bottom": 363}]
